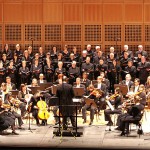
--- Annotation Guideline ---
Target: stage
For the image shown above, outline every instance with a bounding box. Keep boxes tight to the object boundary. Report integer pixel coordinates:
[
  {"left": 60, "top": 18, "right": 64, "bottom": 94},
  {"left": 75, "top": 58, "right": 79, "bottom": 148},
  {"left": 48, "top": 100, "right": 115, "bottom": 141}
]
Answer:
[{"left": 1, "top": 110, "right": 150, "bottom": 149}]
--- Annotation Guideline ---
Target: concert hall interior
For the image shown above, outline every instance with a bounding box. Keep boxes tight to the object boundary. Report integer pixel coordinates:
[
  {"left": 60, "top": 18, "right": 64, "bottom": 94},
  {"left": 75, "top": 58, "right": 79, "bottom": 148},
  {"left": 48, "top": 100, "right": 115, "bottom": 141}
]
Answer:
[{"left": 1, "top": 0, "right": 150, "bottom": 149}]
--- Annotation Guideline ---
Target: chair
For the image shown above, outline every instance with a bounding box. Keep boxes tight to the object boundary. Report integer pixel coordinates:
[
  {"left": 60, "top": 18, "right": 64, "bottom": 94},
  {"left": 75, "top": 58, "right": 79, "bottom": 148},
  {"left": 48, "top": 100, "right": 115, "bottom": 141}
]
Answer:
[{"left": 127, "top": 112, "right": 144, "bottom": 138}]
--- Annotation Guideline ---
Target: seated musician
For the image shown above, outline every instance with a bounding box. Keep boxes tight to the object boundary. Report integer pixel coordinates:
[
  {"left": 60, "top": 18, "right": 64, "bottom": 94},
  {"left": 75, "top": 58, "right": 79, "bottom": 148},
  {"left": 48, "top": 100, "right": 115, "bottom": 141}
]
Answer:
[
  {"left": 120, "top": 74, "right": 134, "bottom": 93},
  {"left": 82, "top": 84, "right": 101, "bottom": 125},
  {"left": 28, "top": 91, "right": 41, "bottom": 126},
  {"left": 18, "top": 84, "right": 32, "bottom": 104},
  {"left": 68, "top": 61, "right": 80, "bottom": 85},
  {"left": 6, "top": 76, "right": 16, "bottom": 91},
  {"left": 5, "top": 93, "right": 24, "bottom": 129},
  {"left": 80, "top": 72, "right": 91, "bottom": 89},
  {"left": 55, "top": 73, "right": 64, "bottom": 85},
  {"left": 0, "top": 98, "right": 18, "bottom": 135},
  {"left": 38, "top": 73, "right": 47, "bottom": 84},
  {"left": 73, "top": 78, "right": 86, "bottom": 113},
  {"left": 104, "top": 87, "right": 123, "bottom": 126},
  {"left": 0, "top": 83, "right": 9, "bottom": 103},
  {"left": 28, "top": 78, "right": 39, "bottom": 87},
  {"left": 94, "top": 76, "right": 107, "bottom": 111},
  {"left": 117, "top": 96, "right": 144, "bottom": 136}
]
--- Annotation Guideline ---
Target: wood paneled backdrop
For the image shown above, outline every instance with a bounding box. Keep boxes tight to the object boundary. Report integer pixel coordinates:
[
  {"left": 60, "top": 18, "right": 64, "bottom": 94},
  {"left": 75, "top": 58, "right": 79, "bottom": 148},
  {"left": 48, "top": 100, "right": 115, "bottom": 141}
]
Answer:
[{"left": 0, "top": 0, "right": 150, "bottom": 54}]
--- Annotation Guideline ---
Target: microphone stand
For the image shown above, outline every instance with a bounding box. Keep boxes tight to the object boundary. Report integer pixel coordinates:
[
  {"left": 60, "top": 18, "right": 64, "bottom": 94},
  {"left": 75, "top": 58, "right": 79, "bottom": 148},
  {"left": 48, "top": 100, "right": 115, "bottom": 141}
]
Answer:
[{"left": 27, "top": 88, "right": 36, "bottom": 133}]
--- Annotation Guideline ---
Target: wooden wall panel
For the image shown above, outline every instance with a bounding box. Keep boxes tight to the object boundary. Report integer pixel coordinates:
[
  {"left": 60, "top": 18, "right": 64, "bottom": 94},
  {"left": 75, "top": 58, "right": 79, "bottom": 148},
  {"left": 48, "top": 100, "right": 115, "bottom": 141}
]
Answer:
[
  {"left": 0, "top": 3, "right": 3, "bottom": 22},
  {"left": 3, "top": 3, "right": 23, "bottom": 22},
  {"left": 83, "top": 4, "right": 102, "bottom": 23},
  {"left": 124, "top": 3, "right": 143, "bottom": 22},
  {"left": 144, "top": 4, "right": 150, "bottom": 22},
  {"left": 43, "top": 3, "right": 62, "bottom": 23},
  {"left": 63, "top": 3, "right": 82, "bottom": 22},
  {"left": 0, "top": 0, "right": 149, "bottom": 53},
  {"left": 24, "top": 3, "right": 43, "bottom": 23},
  {"left": 103, "top": 4, "right": 123, "bottom": 22}
]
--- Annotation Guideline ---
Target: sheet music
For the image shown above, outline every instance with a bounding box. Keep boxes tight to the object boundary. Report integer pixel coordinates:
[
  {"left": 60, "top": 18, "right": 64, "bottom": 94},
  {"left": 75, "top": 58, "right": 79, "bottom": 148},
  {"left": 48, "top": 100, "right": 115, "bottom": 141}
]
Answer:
[{"left": 106, "top": 100, "right": 114, "bottom": 111}]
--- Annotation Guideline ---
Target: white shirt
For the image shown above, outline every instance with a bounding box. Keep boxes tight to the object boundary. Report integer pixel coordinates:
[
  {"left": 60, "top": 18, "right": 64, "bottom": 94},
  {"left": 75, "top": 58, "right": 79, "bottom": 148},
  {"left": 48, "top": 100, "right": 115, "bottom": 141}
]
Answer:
[
  {"left": 76, "top": 84, "right": 80, "bottom": 88},
  {"left": 98, "top": 83, "right": 101, "bottom": 89},
  {"left": 40, "top": 80, "right": 44, "bottom": 83},
  {"left": 134, "top": 85, "right": 139, "bottom": 93}
]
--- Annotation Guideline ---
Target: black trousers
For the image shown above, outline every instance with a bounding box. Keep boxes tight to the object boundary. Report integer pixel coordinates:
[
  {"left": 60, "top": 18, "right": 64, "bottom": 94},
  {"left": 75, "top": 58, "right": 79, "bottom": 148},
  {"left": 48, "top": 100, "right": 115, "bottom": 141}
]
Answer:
[
  {"left": 82, "top": 104, "right": 96, "bottom": 121},
  {"left": 104, "top": 108, "right": 122, "bottom": 123},
  {"left": 32, "top": 109, "right": 39, "bottom": 125},
  {"left": 19, "top": 103, "right": 26, "bottom": 117},
  {"left": 12, "top": 111, "right": 23, "bottom": 127}
]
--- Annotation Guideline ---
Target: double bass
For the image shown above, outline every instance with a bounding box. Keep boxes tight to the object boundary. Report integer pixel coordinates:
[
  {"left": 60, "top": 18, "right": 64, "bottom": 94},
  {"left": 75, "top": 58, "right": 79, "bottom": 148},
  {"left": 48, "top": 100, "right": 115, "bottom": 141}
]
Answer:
[{"left": 37, "top": 97, "right": 50, "bottom": 120}]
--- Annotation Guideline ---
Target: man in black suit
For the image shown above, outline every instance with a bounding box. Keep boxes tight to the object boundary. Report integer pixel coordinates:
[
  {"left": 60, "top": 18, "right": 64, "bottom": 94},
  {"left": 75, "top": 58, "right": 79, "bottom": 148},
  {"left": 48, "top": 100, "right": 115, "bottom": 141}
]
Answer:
[
  {"left": 80, "top": 72, "right": 91, "bottom": 89},
  {"left": 56, "top": 76, "right": 76, "bottom": 129},
  {"left": 38, "top": 73, "right": 47, "bottom": 84},
  {"left": 94, "top": 76, "right": 107, "bottom": 111},
  {"left": 120, "top": 74, "right": 134, "bottom": 92},
  {"left": 6, "top": 76, "right": 16, "bottom": 91}
]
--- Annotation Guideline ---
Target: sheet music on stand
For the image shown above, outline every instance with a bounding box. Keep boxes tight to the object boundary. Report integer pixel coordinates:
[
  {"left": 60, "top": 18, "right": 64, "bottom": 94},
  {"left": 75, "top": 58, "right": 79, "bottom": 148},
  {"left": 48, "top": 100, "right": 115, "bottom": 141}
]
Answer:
[
  {"left": 114, "top": 84, "right": 128, "bottom": 96},
  {"left": 73, "top": 87, "right": 85, "bottom": 103},
  {"left": 106, "top": 100, "right": 114, "bottom": 111}
]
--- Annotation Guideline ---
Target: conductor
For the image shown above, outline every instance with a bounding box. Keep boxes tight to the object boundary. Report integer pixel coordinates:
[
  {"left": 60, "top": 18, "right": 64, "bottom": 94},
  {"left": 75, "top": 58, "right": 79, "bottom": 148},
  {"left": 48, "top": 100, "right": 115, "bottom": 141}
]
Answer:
[{"left": 56, "top": 76, "right": 76, "bottom": 130}]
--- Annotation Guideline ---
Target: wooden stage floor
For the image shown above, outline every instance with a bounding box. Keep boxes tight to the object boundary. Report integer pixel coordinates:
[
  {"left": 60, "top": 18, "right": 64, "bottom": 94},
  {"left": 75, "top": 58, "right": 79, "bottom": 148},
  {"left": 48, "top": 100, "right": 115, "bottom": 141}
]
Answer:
[{"left": 1, "top": 110, "right": 150, "bottom": 149}]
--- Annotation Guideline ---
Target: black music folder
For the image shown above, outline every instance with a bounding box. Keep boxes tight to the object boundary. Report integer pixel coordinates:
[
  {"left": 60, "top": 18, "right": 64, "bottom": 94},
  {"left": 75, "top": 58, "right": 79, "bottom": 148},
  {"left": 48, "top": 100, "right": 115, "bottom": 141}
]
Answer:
[
  {"left": 73, "top": 87, "right": 85, "bottom": 97},
  {"left": 114, "top": 84, "right": 128, "bottom": 96}
]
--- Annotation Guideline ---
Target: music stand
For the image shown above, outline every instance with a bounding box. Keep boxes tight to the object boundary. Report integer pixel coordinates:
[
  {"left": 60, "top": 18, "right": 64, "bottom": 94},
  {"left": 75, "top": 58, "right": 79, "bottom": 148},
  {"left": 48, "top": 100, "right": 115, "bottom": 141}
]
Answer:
[
  {"left": 114, "top": 84, "right": 128, "bottom": 96},
  {"left": 51, "top": 85, "right": 58, "bottom": 95},
  {"left": 9, "top": 90, "right": 19, "bottom": 98},
  {"left": 28, "top": 86, "right": 40, "bottom": 95},
  {"left": 84, "top": 98, "right": 97, "bottom": 109},
  {"left": 73, "top": 87, "right": 85, "bottom": 97},
  {"left": 39, "top": 82, "right": 53, "bottom": 91}
]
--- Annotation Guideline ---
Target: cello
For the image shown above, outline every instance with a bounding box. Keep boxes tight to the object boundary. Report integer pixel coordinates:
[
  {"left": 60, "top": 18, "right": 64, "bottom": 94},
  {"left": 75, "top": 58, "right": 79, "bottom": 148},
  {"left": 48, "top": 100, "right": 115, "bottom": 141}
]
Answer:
[{"left": 37, "top": 97, "right": 50, "bottom": 120}]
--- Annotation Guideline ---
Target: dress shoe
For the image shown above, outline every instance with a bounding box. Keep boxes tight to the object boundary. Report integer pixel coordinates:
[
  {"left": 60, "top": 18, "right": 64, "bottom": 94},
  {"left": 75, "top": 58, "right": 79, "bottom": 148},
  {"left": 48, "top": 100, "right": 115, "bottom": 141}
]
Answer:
[
  {"left": 115, "top": 127, "right": 121, "bottom": 131},
  {"left": 106, "top": 121, "right": 113, "bottom": 126},
  {"left": 83, "top": 120, "right": 86, "bottom": 124},
  {"left": 89, "top": 121, "right": 93, "bottom": 125},
  {"left": 12, "top": 131, "right": 19, "bottom": 135}
]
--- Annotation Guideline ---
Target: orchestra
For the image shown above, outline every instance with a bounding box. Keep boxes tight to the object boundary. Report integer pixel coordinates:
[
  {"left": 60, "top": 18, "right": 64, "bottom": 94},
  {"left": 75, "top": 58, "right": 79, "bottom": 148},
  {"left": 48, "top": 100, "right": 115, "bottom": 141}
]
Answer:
[{"left": 0, "top": 43, "right": 150, "bottom": 137}]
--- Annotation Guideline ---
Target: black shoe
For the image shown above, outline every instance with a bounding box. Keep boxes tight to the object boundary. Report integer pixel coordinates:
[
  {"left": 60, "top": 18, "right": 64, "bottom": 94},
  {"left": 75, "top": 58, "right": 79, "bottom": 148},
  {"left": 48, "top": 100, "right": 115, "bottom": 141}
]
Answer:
[
  {"left": 106, "top": 121, "right": 113, "bottom": 126},
  {"left": 37, "top": 123, "right": 40, "bottom": 127},
  {"left": 89, "top": 121, "right": 93, "bottom": 125},
  {"left": 115, "top": 127, "right": 121, "bottom": 131},
  {"left": 120, "top": 132, "right": 125, "bottom": 136},
  {"left": 12, "top": 131, "right": 19, "bottom": 135},
  {"left": 55, "top": 122, "right": 59, "bottom": 125},
  {"left": 83, "top": 120, "right": 86, "bottom": 124}
]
